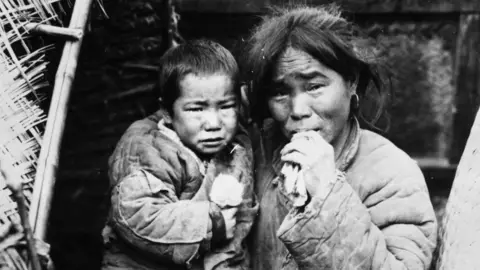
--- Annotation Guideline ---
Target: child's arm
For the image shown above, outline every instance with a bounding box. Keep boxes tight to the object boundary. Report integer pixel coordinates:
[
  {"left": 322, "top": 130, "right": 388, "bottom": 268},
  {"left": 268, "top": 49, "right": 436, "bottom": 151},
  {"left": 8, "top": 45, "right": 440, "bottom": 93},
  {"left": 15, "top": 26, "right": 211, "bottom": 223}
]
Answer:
[
  {"left": 204, "top": 143, "right": 259, "bottom": 270},
  {"left": 109, "top": 168, "right": 227, "bottom": 266},
  {"left": 107, "top": 132, "right": 227, "bottom": 266}
]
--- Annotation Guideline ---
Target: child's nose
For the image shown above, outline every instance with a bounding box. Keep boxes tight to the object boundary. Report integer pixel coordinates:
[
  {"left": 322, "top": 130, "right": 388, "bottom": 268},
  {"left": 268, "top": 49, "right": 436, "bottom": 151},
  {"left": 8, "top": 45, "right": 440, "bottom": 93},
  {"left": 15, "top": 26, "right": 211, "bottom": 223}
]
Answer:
[{"left": 203, "top": 111, "right": 222, "bottom": 131}]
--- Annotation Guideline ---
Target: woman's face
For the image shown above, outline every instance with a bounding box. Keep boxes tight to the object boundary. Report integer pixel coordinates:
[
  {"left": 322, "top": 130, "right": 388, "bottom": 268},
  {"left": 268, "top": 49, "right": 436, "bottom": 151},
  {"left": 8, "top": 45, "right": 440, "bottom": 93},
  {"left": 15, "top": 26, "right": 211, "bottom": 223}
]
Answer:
[{"left": 268, "top": 47, "right": 354, "bottom": 144}]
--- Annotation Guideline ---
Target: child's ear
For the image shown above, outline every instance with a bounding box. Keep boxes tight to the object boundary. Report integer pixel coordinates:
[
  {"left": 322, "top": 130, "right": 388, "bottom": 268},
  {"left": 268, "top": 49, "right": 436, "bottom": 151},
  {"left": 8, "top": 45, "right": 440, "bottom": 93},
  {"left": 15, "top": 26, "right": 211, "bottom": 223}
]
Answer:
[
  {"left": 239, "top": 84, "right": 252, "bottom": 124},
  {"left": 158, "top": 97, "right": 173, "bottom": 124},
  {"left": 349, "top": 76, "right": 359, "bottom": 94},
  {"left": 163, "top": 112, "right": 173, "bottom": 124}
]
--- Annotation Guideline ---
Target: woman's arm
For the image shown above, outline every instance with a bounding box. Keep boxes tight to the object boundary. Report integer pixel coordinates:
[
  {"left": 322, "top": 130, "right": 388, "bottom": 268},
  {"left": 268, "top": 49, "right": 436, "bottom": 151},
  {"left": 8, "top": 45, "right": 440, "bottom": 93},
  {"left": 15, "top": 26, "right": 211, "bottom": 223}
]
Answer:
[{"left": 277, "top": 158, "right": 437, "bottom": 270}]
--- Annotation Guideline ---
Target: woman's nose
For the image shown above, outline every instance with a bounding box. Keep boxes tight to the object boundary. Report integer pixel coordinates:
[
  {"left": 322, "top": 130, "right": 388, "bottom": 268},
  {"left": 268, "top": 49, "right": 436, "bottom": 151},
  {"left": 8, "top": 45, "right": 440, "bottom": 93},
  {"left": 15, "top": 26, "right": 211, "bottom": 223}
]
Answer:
[
  {"left": 290, "top": 94, "right": 312, "bottom": 120},
  {"left": 203, "top": 110, "right": 222, "bottom": 131}
]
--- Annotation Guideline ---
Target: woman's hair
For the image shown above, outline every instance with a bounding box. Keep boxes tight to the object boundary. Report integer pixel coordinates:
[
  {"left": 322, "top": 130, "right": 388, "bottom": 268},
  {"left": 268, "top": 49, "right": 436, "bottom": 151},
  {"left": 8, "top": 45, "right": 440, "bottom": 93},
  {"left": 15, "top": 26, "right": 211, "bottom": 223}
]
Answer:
[
  {"left": 242, "top": 4, "right": 389, "bottom": 131},
  {"left": 157, "top": 39, "right": 240, "bottom": 114}
]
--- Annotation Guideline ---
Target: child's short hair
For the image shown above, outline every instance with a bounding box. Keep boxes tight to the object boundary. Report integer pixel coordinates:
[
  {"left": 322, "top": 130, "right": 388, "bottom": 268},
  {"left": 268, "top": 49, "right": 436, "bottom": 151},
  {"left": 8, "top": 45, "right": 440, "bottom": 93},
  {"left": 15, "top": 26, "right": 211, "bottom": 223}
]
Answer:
[{"left": 157, "top": 39, "right": 240, "bottom": 113}]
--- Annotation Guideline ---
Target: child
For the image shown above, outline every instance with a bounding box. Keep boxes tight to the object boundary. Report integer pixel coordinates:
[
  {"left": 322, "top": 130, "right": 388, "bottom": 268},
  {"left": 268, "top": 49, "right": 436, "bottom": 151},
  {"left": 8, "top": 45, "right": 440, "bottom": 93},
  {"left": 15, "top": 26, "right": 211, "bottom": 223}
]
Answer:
[{"left": 101, "top": 40, "right": 258, "bottom": 270}]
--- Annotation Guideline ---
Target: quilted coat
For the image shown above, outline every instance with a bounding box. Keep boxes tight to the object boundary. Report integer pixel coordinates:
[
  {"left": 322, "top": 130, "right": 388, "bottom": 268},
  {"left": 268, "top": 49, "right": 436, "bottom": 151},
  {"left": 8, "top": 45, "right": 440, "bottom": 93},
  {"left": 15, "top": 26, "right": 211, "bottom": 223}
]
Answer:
[
  {"left": 250, "top": 118, "right": 438, "bottom": 270},
  {"left": 101, "top": 110, "right": 258, "bottom": 270}
]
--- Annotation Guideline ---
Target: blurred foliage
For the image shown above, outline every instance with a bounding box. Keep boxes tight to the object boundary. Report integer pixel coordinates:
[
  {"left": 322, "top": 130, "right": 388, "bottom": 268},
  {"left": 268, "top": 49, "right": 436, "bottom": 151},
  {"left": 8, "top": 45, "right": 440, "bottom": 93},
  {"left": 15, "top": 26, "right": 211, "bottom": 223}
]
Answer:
[{"left": 366, "top": 23, "right": 455, "bottom": 158}]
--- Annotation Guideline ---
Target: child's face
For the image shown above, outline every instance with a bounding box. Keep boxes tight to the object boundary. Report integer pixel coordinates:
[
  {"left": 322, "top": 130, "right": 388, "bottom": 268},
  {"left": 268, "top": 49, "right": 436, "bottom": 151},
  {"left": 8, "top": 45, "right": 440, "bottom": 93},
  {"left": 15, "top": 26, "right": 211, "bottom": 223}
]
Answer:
[{"left": 170, "top": 73, "right": 238, "bottom": 157}]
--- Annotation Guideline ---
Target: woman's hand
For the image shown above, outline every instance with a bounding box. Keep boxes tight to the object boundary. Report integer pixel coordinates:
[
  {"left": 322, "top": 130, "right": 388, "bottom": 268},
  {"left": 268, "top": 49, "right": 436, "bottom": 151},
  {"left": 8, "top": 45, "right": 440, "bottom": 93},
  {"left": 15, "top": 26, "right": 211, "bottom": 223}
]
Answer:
[{"left": 280, "top": 130, "right": 337, "bottom": 198}]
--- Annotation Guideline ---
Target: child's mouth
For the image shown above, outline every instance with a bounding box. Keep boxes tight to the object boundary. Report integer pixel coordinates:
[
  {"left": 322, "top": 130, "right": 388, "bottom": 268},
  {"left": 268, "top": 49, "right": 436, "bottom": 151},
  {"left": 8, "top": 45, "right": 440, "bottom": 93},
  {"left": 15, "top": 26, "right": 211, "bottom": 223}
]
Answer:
[{"left": 201, "top": 138, "right": 224, "bottom": 147}]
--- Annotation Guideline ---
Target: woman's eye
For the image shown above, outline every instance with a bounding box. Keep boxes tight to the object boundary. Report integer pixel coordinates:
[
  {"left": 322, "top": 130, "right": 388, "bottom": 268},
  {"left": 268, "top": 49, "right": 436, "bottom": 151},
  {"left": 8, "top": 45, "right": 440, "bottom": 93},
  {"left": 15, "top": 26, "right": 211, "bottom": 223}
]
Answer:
[
  {"left": 306, "top": 84, "right": 324, "bottom": 92},
  {"left": 273, "top": 92, "right": 288, "bottom": 97},
  {"left": 270, "top": 88, "right": 289, "bottom": 98}
]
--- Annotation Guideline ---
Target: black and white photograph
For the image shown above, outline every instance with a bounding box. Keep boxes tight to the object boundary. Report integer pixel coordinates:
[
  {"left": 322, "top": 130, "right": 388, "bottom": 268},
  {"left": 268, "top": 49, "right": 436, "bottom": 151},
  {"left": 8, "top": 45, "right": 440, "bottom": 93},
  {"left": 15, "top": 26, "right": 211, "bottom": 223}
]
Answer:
[{"left": 0, "top": 0, "right": 477, "bottom": 269}]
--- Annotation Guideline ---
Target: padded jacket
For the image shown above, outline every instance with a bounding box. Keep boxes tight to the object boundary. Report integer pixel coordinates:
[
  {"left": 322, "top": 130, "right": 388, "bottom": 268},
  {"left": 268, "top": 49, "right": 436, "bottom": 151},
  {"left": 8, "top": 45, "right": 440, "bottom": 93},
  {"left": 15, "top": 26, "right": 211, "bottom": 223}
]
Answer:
[
  {"left": 101, "top": 110, "right": 258, "bottom": 270},
  {"left": 250, "top": 118, "right": 437, "bottom": 270}
]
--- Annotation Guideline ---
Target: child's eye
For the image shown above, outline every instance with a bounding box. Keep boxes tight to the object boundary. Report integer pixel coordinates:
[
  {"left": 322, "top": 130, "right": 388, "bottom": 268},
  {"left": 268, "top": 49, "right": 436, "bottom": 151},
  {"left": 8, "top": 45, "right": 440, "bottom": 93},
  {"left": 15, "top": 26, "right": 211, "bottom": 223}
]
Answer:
[{"left": 221, "top": 102, "right": 237, "bottom": 110}]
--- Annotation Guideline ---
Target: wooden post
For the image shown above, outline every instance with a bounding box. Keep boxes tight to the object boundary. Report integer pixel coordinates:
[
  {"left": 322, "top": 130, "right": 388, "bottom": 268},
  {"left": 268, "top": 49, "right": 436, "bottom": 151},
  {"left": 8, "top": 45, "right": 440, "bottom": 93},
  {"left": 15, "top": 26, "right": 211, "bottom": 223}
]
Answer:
[
  {"left": 29, "top": 0, "right": 95, "bottom": 240},
  {"left": 436, "top": 109, "right": 480, "bottom": 269},
  {"left": 450, "top": 14, "right": 480, "bottom": 164}
]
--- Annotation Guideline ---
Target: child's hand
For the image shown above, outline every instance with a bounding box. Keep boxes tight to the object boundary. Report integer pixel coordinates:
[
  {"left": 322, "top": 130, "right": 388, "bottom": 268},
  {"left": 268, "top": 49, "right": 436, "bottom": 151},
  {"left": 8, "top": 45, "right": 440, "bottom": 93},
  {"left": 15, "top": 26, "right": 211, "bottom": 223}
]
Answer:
[{"left": 220, "top": 208, "right": 238, "bottom": 239}]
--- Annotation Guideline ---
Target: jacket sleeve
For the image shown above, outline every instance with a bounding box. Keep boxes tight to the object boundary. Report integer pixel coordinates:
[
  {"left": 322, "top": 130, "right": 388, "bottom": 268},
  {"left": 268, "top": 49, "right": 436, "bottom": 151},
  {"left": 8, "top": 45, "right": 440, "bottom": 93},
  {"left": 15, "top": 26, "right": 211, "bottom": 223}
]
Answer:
[
  {"left": 276, "top": 157, "right": 437, "bottom": 270},
  {"left": 110, "top": 169, "right": 220, "bottom": 265},
  {"left": 107, "top": 129, "right": 226, "bottom": 266},
  {"left": 204, "top": 141, "right": 259, "bottom": 270}
]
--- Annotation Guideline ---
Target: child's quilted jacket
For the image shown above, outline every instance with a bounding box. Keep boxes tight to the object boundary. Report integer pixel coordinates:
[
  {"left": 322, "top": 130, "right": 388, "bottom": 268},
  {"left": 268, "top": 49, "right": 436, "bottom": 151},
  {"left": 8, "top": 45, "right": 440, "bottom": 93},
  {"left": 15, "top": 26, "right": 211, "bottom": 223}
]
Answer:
[{"left": 101, "top": 110, "right": 258, "bottom": 270}]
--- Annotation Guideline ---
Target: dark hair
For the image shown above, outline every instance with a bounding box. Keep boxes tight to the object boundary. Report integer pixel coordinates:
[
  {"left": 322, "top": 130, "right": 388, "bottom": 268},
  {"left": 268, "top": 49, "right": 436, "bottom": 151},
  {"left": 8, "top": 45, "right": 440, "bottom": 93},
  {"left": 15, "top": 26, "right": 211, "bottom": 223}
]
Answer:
[
  {"left": 242, "top": 4, "right": 389, "bottom": 131},
  {"left": 157, "top": 39, "right": 240, "bottom": 113}
]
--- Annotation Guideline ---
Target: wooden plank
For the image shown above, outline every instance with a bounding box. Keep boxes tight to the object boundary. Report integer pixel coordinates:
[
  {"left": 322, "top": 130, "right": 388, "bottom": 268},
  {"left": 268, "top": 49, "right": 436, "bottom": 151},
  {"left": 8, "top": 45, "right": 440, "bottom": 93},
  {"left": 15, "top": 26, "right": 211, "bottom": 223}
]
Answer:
[
  {"left": 174, "top": 0, "right": 480, "bottom": 14},
  {"left": 450, "top": 14, "right": 480, "bottom": 164}
]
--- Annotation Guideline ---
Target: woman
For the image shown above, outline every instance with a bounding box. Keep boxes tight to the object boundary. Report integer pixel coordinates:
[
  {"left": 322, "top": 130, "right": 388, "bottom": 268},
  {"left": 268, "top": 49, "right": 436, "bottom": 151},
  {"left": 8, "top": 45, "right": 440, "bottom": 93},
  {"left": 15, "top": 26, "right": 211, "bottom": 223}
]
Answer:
[{"left": 243, "top": 5, "right": 437, "bottom": 270}]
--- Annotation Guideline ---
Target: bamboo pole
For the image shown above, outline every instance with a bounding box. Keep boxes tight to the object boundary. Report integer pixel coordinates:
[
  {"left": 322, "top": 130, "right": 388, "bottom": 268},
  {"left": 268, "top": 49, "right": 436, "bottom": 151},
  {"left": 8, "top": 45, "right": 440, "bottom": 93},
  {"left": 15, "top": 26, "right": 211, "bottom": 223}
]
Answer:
[
  {"left": 5, "top": 177, "right": 42, "bottom": 270},
  {"left": 25, "top": 23, "right": 83, "bottom": 41},
  {"left": 435, "top": 108, "right": 480, "bottom": 269},
  {"left": 29, "top": 0, "right": 95, "bottom": 240}
]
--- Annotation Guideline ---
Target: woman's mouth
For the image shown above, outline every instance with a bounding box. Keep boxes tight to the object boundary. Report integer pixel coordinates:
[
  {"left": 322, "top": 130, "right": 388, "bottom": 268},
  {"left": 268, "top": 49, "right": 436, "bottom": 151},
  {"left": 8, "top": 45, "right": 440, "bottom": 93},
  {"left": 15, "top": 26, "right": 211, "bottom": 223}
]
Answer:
[{"left": 291, "top": 128, "right": 320, "bottom": 135}]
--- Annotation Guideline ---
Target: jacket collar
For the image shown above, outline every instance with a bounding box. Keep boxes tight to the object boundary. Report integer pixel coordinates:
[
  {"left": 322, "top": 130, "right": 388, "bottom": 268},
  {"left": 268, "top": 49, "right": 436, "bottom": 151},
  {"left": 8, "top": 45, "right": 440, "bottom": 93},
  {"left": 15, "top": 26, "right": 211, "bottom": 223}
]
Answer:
[
  {"left": 147, "top": 108, "right": 209, "bottom": 176},
  {"left": 156, "top": 118, "right": 208, "bottom": 176},
  {"left": 149, "top": 109, "right": 238, "bottom": 177}
]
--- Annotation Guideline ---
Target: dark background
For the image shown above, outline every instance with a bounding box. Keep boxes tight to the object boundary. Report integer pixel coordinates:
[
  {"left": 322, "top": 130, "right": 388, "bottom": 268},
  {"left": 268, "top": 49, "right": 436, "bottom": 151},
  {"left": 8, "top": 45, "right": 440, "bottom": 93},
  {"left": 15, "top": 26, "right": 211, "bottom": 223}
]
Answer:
[{"left": 42, "top": 0, "right": 480, "bottom": 269}]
